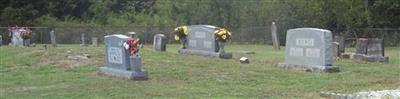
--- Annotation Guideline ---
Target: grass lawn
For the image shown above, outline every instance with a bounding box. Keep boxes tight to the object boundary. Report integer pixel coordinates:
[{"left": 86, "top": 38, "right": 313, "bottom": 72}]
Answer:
[{"left": 0, "top": 44, "right": 399, "bottom": 98}]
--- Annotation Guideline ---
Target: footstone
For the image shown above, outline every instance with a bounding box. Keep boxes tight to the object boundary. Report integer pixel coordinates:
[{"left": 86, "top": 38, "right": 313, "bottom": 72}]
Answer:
[
  {"left": 99, "top": 34, "right": 148, "bottom": 80},
  {"left": 153, "top": 34, "right": 167, "bottom": 51},
  {"left": 278, "top": 28, "right": 339, "bottom": 72},
  {"left": 178, "top": 25, "right": 232, "bottom": 59}
]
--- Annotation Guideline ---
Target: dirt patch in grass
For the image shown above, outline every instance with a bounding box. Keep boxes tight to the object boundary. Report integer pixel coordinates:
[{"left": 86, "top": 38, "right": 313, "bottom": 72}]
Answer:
[{"left": 38, "top": 49, "right": 101, "bottom": 69}]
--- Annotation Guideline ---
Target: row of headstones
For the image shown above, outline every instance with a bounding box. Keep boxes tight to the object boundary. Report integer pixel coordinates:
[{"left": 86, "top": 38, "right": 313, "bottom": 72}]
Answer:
[
  {"left": 100, "top": 27, "right": 390, "bottom": 80},
  {"left": 49, "top": 31, "right": 100, "bottom": 47},
  {"left": 335, "top": 37, "right": 389, "bottom": 63}
]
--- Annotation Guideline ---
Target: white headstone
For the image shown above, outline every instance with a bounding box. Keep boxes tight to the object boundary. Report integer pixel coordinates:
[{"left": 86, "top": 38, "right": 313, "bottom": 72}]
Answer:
[{"left": 279, "top": 28, "right": 339, "bottom": 72}]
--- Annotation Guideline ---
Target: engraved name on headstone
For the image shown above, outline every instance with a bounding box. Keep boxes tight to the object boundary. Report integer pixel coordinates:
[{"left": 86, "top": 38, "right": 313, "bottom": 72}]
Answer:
[
  {"left": 153, "top": 34, "right": 167, "bottom": 51},
  {"left": 279, "top": 28, "right": 339, "bottom": 72}
]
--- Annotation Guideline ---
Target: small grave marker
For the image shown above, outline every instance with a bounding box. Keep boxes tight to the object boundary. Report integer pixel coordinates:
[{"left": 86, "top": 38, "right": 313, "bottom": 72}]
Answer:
[{"left": 153, "top": 34, "right": 167, "bottom": 51}]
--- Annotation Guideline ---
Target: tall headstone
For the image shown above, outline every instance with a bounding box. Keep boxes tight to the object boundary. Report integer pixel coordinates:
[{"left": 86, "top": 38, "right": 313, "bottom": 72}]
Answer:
[
  {"left": 50, "top": 30, "right": 57, "bottom": 47},
  {"left": 99, "top": 34, "right": 148, "bottom": 80},
  {"left": 279, "top": 28, "right": 339, "bottom": 72},
  {"left": 91, "top": 37, "right": 98, "bottom": 47},
  {"left": 153, "top": 34, "right": 167, "bottom": 51},
  {"left": 178, "top": 25, "right": 232, "bottom": 59},
  {"left": 80, "top": 33, "right": 86, "bottom": 46},
  {"left": 271, "top": 22, "right": 280, "bottom": 50}
]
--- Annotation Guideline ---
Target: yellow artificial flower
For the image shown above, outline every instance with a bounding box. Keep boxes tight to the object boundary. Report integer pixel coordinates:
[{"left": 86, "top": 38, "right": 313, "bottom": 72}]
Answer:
[{"left": 174, "top": 35, "right": 180, "bottom": 40}]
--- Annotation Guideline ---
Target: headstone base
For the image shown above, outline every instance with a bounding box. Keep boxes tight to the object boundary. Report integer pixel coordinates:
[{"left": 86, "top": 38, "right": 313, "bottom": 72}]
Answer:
[
  {"left": 178, "top": 49, "right": 232, "bottom": 59},
  {"left": 278, "top": 63, "right": 340, "bottom": 73},
  {"left": 99, "top": 67, "right": 148, "bottom": 80},
  {"left": 351, "top": 54, "right": 389, "bottom": 63}
]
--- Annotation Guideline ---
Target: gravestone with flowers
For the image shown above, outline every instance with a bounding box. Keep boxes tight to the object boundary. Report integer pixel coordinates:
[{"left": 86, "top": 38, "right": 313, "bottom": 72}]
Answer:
[
  {"left": 174, "top": 25, "right": 232, "bottom": 59},
  {"left": 99, "top": 34, "right": 148, "bottom": 80}
]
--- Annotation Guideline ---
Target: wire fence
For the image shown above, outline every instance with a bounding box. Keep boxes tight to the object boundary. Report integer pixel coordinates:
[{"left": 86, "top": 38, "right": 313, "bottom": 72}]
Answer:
[{"left": 0, "top": 26, "right": 399, "bottom": 47}]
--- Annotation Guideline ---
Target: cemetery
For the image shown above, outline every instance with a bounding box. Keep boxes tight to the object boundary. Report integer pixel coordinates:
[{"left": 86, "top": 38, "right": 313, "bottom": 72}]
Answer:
[{"left": 0, "top": 0, "right": 399, "bottom": 98}]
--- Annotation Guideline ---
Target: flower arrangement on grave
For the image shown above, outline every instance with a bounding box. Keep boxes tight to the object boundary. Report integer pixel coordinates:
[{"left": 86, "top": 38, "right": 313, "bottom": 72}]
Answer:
[
  {"left": 173, "top": 26, "right": 189, "bottom": 41},
  {"left": 123, "top": 38, "right": 140, "bottom": 55},
  {"left": 214, "top": 28, "right": 232, "bottom": 42}
]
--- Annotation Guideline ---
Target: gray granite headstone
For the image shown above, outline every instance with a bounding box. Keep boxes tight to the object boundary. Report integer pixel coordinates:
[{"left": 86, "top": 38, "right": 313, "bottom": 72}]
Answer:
[
  {"left": 80, "top": 33, "right": 86, "bottom": 46},
  {"left": 271, "top": 22, "right": 280, "bottom": 50},
  {"left": 178, "top": 25, "right": 232, "bottom": 59},
  {"left": 99, "top": 34, "right": 148, "bottom": 80},
  {"left": 153, "top": 34, "right": 167, "bottom": 51},
  {"left": 91, "top": 37, "right": 98, "bottom": 47},
  {"left": 279, "top": 28, "right": 339, "bottom": 72},
  {"left": 50, "top": 30, "right": 57, "bottom": 47}
]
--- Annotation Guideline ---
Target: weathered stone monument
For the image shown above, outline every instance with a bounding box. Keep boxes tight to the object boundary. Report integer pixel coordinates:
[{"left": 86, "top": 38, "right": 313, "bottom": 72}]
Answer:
[
  {"left": 271, "top": 22, "right": 280, "bottom": 50},
  {"left": 178, "top": 25, "right": 232, "bottom": 59},
  {"left": 333, "top": 36, "right": 345, "bottom": 57},
  {"left": 353, "top": 38, "right": 388, "bottom": 62},
  {"left": 50, "top": 29, "right": 57, "bottom": 47},
  {"left": 153, "top": 34, "right": 167, "bottom": 51},
  {"left": 91, "top": 37, "right": 98, "bottom": 47},
  {"left": 80, "top": 33, "right": 86, "bottom": 46},
  {"left": 99, "top": 34, "right": 148, "bottom": 80},
  {"left": 279, "top": 28, "right": 339, "bottom": 72}
]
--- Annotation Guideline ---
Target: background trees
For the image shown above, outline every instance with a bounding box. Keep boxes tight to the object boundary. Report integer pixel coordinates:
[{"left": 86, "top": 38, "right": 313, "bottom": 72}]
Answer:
[{"left": 0, "top": 0, "right": 399, "bottom": 45}]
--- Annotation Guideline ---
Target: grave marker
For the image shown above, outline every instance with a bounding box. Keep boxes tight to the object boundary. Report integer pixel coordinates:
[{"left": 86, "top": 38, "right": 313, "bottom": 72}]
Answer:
[
  {"left": 99, "top": 34, "right": 148, "bottom": 80},
  {"left": 80, "top": 33, "right": 86, "bottom": 46},
  {"left": 153, "top": 34, "right": 167, "bottom": 51},
  {"left": 353, "top": 38, "right": 388, "bottom": 62},
  {"left": 334, "top": 36, "right": 345, "bottom": 55},
  {"left": 91, "top": 37, "right": 98, "bottom": 47},
  {"left": 279, "top": 28, "right": 339, "bottom": 72},
  {"left": 271, "top": 22, "right": 280, "bottom": 50},
  {"left": 50, "top": 29, "right": 57, "bottom": 47},
  {"left": 178, "top": 25, "right": 232, "bottom": 59}
]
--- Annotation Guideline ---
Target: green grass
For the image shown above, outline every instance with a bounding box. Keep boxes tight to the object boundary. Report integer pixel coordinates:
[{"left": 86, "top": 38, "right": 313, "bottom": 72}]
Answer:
[{"left": 0, "top": 44, "right": 399, "bottom": 98}]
